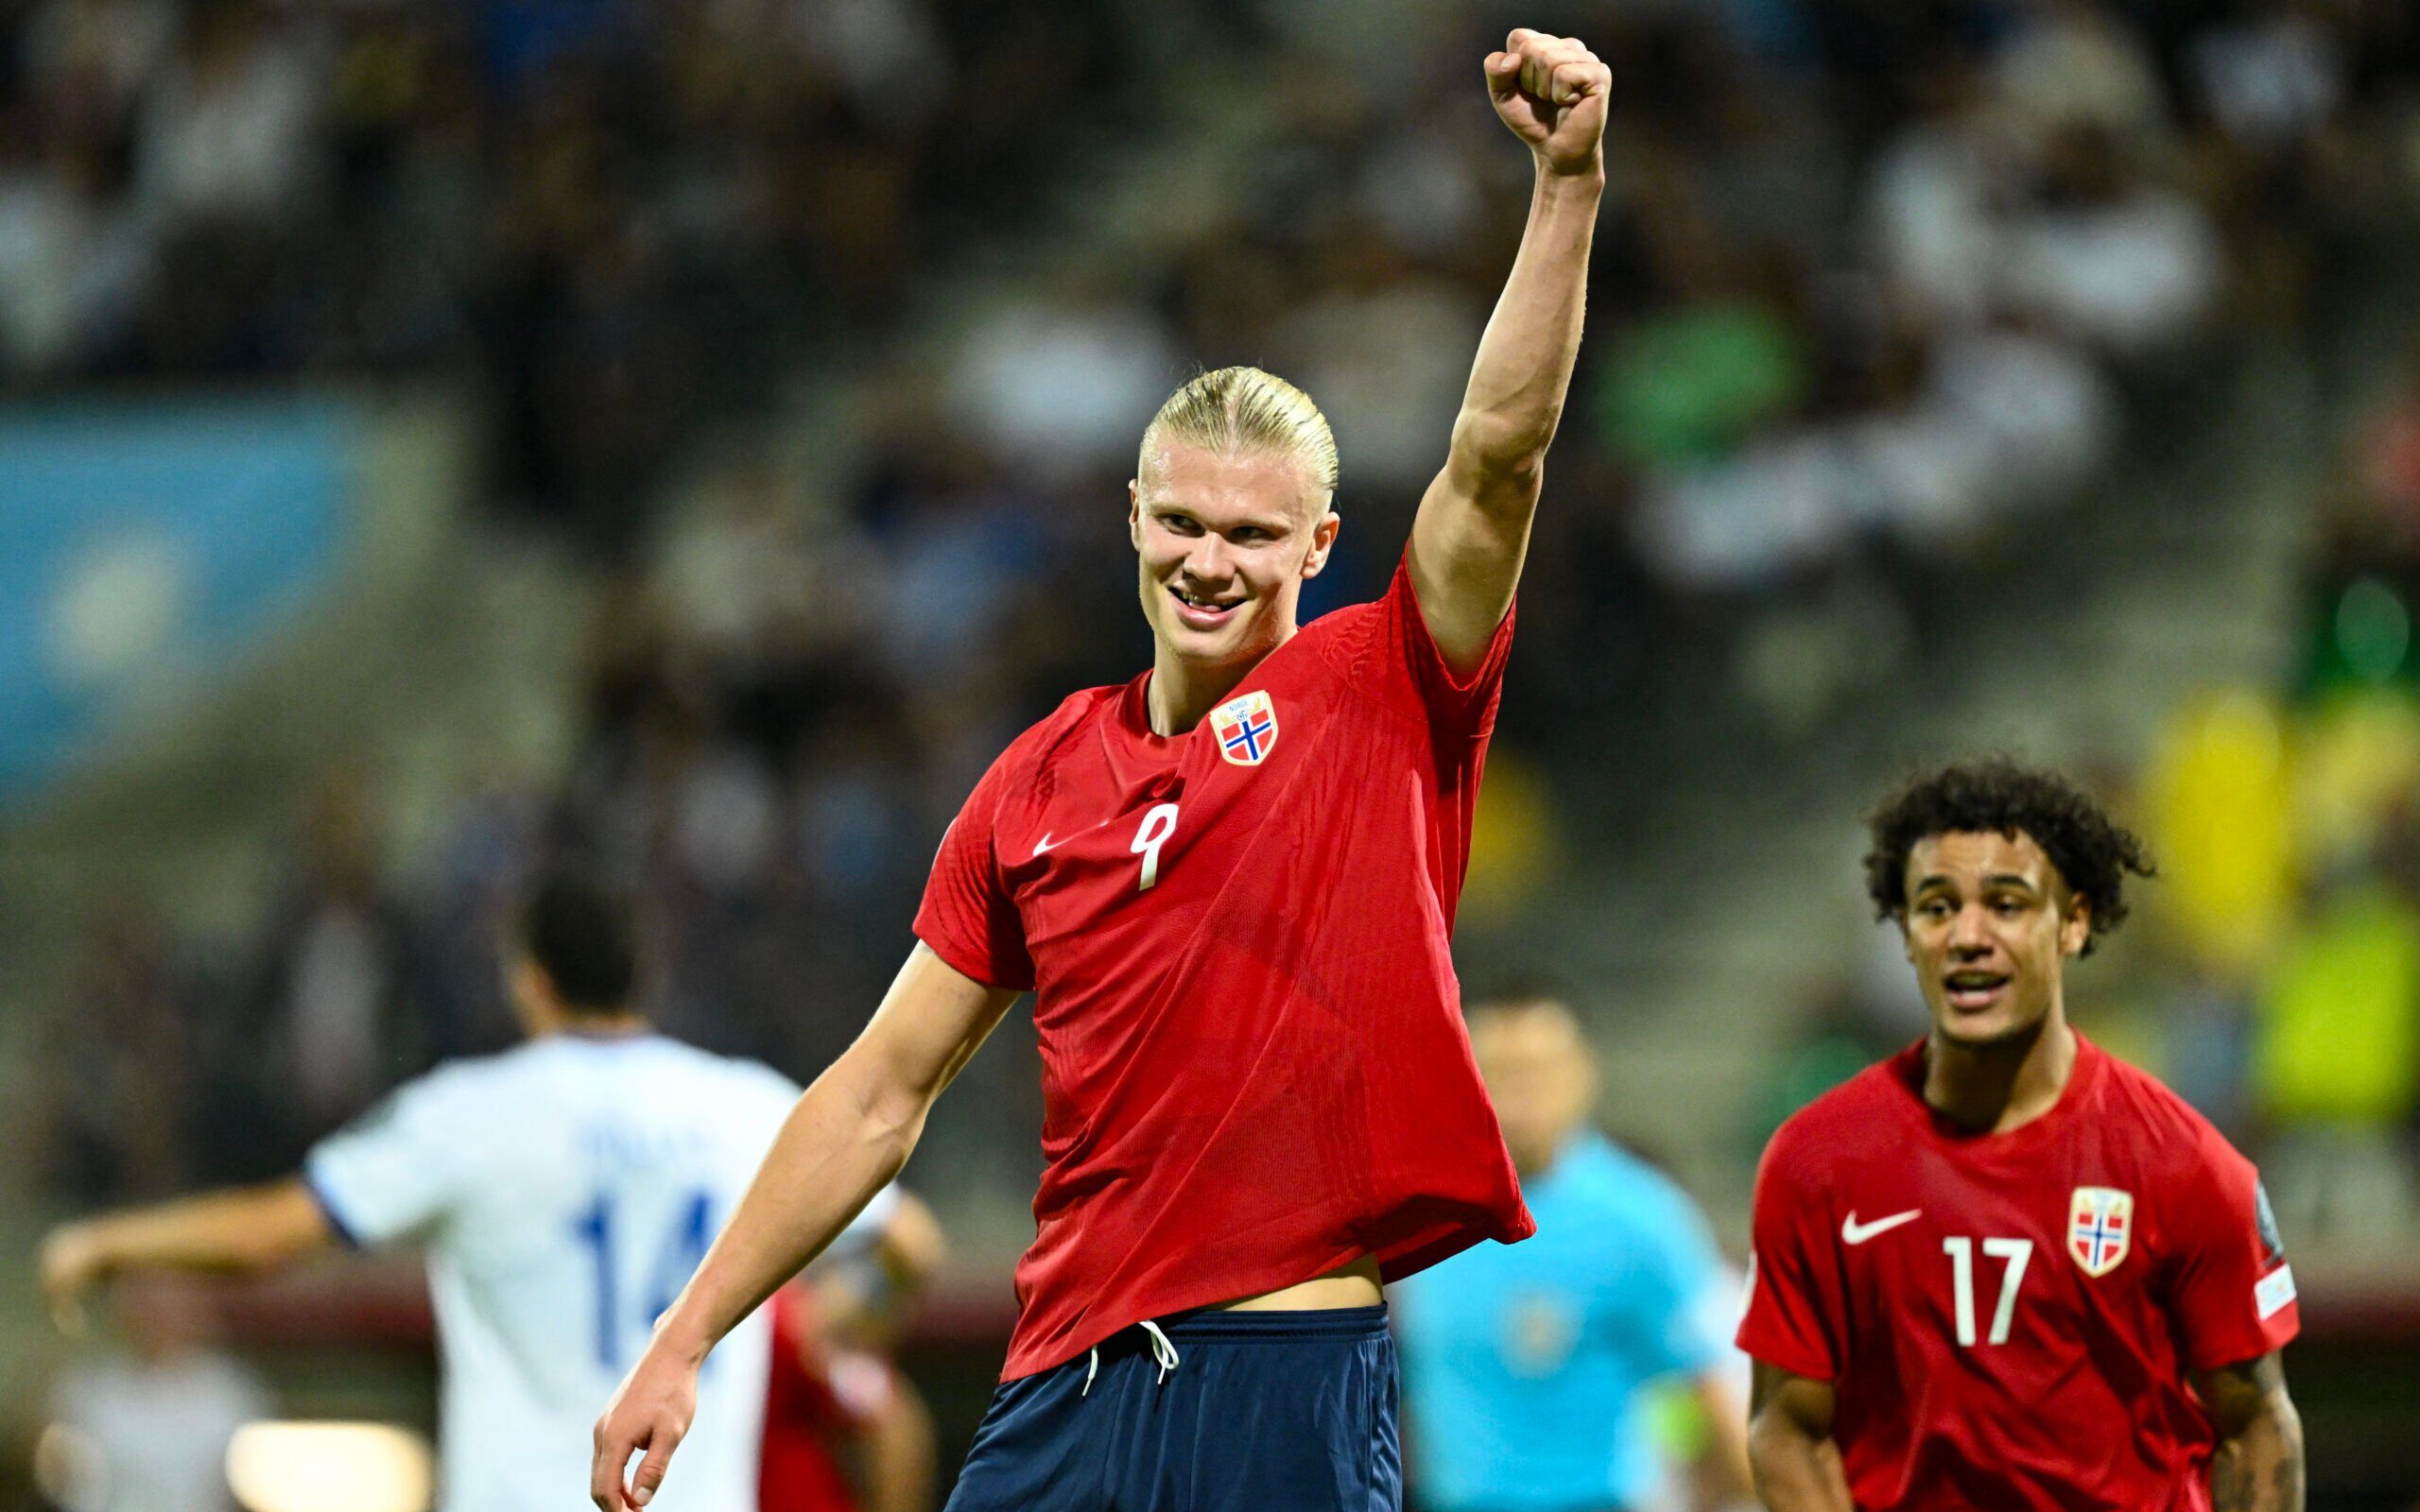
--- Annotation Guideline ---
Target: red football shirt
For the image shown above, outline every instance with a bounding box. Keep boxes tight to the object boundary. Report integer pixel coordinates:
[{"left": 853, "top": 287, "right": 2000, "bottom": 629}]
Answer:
[
  {"left": 759, "top": 1287, "right": 870, "bottom": 1512},
  {"left": 915, "top": 555, "right": 1535, "bottom": 1380},
  {"left": 1738, "top": 1032, "right": 2300, "bottom": 1511}
]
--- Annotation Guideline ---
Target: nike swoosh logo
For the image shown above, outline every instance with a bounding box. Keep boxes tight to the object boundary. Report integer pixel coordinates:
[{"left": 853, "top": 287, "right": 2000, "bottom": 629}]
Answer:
[
  {"left": 1033, "top": 833, "right": 1061, "bottom": 857},
  {"left": 1841, "top": 1210, "right": 1922, "bottom": 1245}
]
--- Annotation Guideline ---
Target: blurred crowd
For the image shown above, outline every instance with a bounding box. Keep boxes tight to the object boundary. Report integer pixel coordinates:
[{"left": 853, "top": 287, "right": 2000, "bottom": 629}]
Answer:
[
  {"left": 0, "top": 0, "right": 1160, "bottom": 543},
  {"left": 18, "top": 0, "right": 2420, "bottom": 1233}
]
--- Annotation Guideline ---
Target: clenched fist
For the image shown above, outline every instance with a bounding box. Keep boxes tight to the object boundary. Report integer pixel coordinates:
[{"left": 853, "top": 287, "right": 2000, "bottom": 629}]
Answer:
[{"left": 1486, "top": 29, "right": 1610, "bottom": 177}]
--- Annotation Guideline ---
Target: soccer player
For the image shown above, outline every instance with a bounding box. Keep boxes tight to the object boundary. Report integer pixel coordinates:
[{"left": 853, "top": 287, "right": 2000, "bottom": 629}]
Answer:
[
  {"left": 1738, "top": 762, "right": 2306, "bottom": 1511},
  {"left": 760, "top": 1188, "right": 945, "bottom": 1512},
  {"left": 40, "top": 871, "right": 812, "bottom": 1512},
  {"left": 591, "top": 26, "right": 1610, "bottom": 1512},
  {"left": 1393, "top": 996, "right": 1754, "bottom": 1512}
]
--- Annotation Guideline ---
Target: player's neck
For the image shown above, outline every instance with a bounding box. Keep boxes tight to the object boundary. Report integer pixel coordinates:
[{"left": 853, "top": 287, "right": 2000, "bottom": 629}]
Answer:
[
  {"left": 1148, "top": 644, "right": 1282, "bottom": 735},
  {"left": 1923, "top": 1012, "right": 2077, "bottom": 1135},
  {"left": 538, "top": 1009, "right": 652, "bottom": 1040}
]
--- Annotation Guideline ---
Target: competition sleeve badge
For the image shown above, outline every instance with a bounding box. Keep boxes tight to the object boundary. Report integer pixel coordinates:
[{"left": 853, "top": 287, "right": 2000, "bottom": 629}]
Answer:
[
  {"left": 1211, "top": 690, "right": 1278, "bottom": 766},
  {"left": 2068, "top": 1187, "right": 2133, "bottom": 1277}
]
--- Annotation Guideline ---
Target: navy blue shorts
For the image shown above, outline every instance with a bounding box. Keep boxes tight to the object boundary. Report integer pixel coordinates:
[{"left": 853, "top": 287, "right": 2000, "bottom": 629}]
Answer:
[{"left": 944, "top": 1305, "right": 1401, "bottom": 1512}]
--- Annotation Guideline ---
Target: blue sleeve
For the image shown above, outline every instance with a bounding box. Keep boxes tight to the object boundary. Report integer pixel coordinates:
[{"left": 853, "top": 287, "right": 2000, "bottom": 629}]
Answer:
[{"left": 1631, "top": 1181, "right": 1731, "bottom": 1380}]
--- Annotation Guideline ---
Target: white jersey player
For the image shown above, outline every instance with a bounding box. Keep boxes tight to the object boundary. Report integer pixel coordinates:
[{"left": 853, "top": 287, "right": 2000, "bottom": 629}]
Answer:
[{"left": 41, "top": 871, "right": 861, "bottom": 1512}]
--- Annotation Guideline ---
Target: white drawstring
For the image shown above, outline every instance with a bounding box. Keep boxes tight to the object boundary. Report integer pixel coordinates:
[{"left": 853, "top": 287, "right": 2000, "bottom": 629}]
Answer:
[
  {"left": 1079, "top": 1321, "right": 1184, "bottom": 1397},
  {"left": 1140, "top": 1320, "right": 1181, "bottom": 1384}
]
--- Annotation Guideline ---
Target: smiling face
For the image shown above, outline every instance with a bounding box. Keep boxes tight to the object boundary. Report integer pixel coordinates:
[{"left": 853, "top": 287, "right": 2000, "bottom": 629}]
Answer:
[
  {"left": 1130, "top": 440, "right": 1340, "bottom": 682},
  {"left": 1900, "top": 830, "right": 2093, "bottom": 1049}
]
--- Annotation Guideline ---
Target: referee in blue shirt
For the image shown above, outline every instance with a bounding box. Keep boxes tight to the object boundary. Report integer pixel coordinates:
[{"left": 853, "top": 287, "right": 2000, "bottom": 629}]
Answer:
[{"left": 1394, "top": 996, "right": 1754, "bottom": 1512}]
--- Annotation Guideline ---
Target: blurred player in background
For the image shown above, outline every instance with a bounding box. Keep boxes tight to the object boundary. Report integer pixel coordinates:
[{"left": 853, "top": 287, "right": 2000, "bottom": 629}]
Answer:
[
  {"left": 592, "top": 26, "right": 1610, "bottom": 1512},
  {"left": 40, "top": 870, "right": 819, "bottom": 1512},
  {"left": 39, "top": 1275, "right": 272, "bottom": 1512},
  {"left": 1394, "top": 996, "right": 1754, "bottom": 1512},
  {"left": 1740, "top": 761, "right": 2305, "bottom": 1511},
  {"left": 761, "top": 1189, "right": 945, "bottom": 1512}
]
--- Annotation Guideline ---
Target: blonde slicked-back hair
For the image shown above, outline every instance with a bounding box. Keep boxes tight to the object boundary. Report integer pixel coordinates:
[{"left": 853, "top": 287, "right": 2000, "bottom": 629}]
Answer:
[{"left": 1139, "top": 366, "right": 1340, "bottom": 497}]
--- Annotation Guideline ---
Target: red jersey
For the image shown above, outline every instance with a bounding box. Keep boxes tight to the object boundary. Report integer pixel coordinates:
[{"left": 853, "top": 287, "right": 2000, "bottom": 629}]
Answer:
[
  {"left": 1738, "top": 1032, "right": 2300, "bottom": 1511},
  {"left": 916, "top": 556, "right": 1534, "bottom": 1380},
  {"left": 759, "top": 1287, "right": 888, "bottom": 1512}
]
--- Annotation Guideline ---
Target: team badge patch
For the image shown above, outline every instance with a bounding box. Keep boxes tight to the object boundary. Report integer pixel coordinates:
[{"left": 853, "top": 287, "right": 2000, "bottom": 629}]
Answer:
[
  {"left": 1211, "top": 690, "right": 1278, "bottom": 766},
  {"left": 2068, "top": 1187, "right": 2133, "bottom": 1277}
]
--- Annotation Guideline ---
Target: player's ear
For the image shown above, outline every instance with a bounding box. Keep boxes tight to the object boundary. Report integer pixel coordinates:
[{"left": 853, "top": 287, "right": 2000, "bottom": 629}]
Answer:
[
  {"left": 1128, "top": 480, "right": 1143, "bottom": 547},
  {"left": 1301, "top": 501, "right": 1340, "bottom": 578},
  {"left": 2060, "top": 895, "right": 2092, "bottom": 958}
]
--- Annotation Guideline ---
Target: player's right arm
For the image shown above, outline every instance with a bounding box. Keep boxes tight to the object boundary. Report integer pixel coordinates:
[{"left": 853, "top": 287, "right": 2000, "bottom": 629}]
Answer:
[
  {"left": 1745, "top": 1363, "right": 1852, "bottom": 1512},
  {"left": 591, "top": 943, "right": 1018, "bottom": 1512},
  {"left": 1737, "top": 1114, "right": 1855, "bottom": 1511},
  {"left": 38, "top": 1179, "right": 336, "bottom": 1330}
]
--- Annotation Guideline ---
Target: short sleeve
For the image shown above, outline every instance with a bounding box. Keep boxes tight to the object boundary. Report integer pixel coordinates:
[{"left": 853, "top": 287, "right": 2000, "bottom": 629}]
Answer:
[
  {"left": 1633, "top": 1184, "right": 1732, "bottom": 1379},
  {"left": 2164, "top": 1133, "right": 2300, "bottom": 1372},
  {"left": 912, "top": 748, "right": 1035, "bottom": 991},
  {"left": 1735, "top": 1125, "right": 1841, "bottom": 1382},
  {"left": 302, "top": 1073, "right": 474, "bottom": 1247},
  {"left": 1349, "top": 555, "right": 1516, "bottom": 745}
]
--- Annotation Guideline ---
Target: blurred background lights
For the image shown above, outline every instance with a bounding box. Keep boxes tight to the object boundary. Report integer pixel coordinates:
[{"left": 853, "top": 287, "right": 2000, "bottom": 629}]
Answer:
[
  {"left": 45, "top": 527, "right": 189, "bottom": 692},
  {"left": 31, "top": 1422, "right": 107, "bottom": 1512},
  {"left": 223, "top": 1422, "right": 433, "bottom": 1512},
  {"left": 2332, "top": 575, "right": 2412, "bottom": 685}
]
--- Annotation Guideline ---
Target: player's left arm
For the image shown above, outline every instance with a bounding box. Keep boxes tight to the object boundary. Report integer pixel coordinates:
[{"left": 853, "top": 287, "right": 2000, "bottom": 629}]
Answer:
[
  {"left": 857, "top": 1370, "right": 938, "bottom": 1512},
  {"left": 1408, "top": 27, "right": 1608, "bottom": 672},
  {"left": 873, "top": 1188, "right": 945, "bottom": 1295},
  {"left": 2198, "top": 1351, "right": 2305, "bottom": 1512},
  {"left": 819, "top": 1189, "right": 947, "bottom": 1350},
  {"left": 1685, "top": 1368, "right": 1759, "bottom": 1511},
  {"left": 38, "top": 1177, "right": 337, "bottom": 1332}
]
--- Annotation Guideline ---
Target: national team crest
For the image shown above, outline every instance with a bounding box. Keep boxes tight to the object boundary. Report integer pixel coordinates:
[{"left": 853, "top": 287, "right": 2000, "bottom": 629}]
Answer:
[
  {"left": 1211, "top": 690, "right": 1278, "bottom": 766},
  {"left": 2068, "top": 1187, "right": 2134, "bottom": 1277}
]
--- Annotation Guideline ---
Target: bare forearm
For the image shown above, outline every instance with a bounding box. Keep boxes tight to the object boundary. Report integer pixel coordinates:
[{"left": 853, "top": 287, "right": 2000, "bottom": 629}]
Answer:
[
  {"left": 1692, "top": 1374, "right": 1758, "bottom": 1510},
  {"left": 2200, "top": 1352, "right": 2303, "bottom": 1512},
  {"left": 81, "top": 1180, "right": 330, "bottom": 1274},
  {"left": 1451, "top": 165, "right": 1602, "bottom": 477},
  {"left": 1747, "top": 1423, "right": 1854, "bottom": 1512},
  {"left": 2211, "top": 1405, "right": 2305, "bottom": 1512},
  {"left": 652, "top": 1051, "right": 922, "bottom": 1362},
  {"left": 861, "top": 1375, "right": 938, "bottom": 1512}
]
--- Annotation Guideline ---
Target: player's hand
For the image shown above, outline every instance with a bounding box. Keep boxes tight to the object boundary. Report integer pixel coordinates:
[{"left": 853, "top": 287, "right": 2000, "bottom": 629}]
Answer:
[
  {"left": 38, "top": 1222, "right": 109, "bottom": 1334},
  {"left": 1485, "top": 29, "right": 1610, "bottom": 177},
  {"left": 592, "top": 1342, "right": 700, "bottom": 1510}
]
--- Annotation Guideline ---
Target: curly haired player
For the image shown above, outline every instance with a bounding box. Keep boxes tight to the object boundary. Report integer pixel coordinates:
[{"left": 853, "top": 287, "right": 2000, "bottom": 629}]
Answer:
[{"left": 1740, "top": 760, "right": 2305, "bottom": 1511}]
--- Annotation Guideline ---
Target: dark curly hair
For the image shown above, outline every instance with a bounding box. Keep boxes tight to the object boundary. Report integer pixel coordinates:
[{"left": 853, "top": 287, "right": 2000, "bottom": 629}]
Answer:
[{"left": 1863, "top": 759, "right": 2155, "bottom": 955}]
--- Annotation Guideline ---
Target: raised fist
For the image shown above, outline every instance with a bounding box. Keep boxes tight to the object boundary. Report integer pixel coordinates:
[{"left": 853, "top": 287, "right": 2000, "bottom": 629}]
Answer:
[{"left": 1486, "top": 29, "right": 1609, "bottom": 177}]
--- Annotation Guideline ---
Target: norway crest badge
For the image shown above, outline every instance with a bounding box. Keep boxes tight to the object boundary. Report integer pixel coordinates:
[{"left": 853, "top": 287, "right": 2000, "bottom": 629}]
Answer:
[
  {"left": 2068, "top": 1186, "right": 2133, "bottom": 1277},
  {"left": 1211, "top": 690, "right": 1278, "bottom": 766}
]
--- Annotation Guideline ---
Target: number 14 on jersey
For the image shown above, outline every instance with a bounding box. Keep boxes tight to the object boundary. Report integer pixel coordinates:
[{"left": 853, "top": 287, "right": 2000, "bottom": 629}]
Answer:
[{"left": 572, "top": 1188, "right": 715, "bottom": 1369}]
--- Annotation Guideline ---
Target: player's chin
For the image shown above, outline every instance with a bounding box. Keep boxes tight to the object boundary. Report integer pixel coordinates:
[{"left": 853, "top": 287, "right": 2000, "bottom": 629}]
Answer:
[{"left": 1930, "top": 1001, "right": 2042, "bottom": 1050}]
